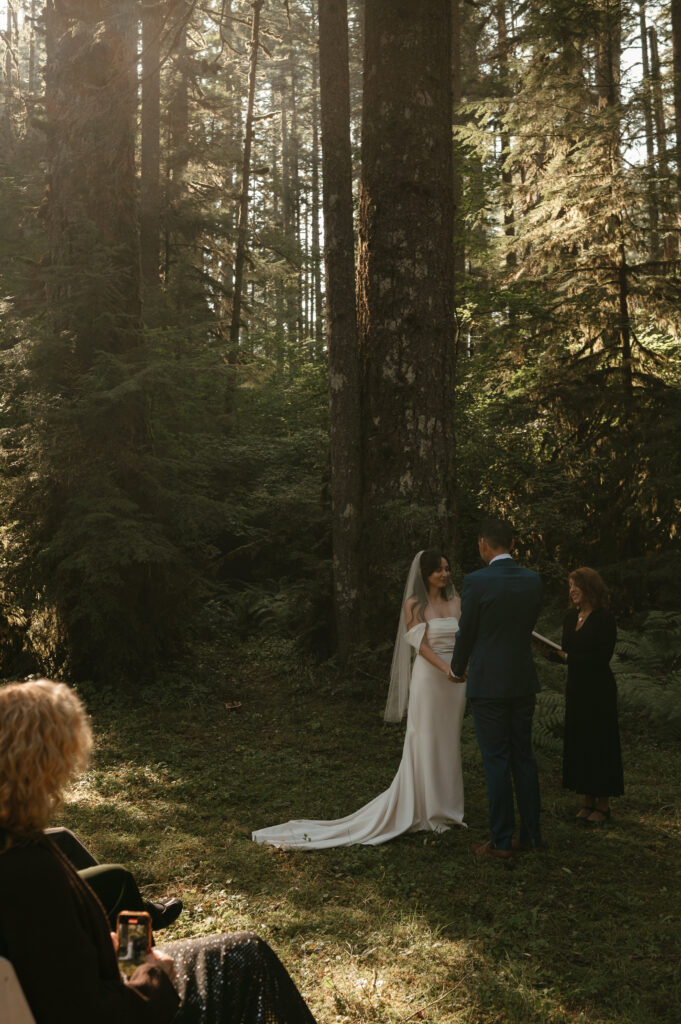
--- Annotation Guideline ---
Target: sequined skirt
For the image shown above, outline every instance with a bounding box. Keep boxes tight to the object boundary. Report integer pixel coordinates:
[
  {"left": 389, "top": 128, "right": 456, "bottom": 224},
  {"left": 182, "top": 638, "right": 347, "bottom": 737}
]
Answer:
[{"left": 159, "top": 931, "right": 316, "bottom": 1024}]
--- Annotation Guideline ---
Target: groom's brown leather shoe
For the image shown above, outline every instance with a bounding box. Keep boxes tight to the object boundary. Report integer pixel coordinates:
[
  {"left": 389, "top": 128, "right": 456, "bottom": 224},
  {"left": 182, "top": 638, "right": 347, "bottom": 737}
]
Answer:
[
  {"left": 469, "top": 840, "right": 512, "bottom": 860},
  {"left": 511, "top": 838, "right": 546, "bottom": 853}
]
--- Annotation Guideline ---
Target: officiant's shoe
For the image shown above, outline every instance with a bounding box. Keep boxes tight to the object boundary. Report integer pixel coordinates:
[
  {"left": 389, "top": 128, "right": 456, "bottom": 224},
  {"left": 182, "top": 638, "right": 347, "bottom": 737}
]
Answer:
[
  {"left": 469, "top": 840, "right": 512, "bottom": 860},
  {"left": 585, "top": 807, "right": 610, "bottom": 826}
]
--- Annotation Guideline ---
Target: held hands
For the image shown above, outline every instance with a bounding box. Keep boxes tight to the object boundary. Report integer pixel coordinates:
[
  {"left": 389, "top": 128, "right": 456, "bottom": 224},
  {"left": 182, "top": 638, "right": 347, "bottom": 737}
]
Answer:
[{"left": 447, "top": 668, "right": 465, "bottom": 683}]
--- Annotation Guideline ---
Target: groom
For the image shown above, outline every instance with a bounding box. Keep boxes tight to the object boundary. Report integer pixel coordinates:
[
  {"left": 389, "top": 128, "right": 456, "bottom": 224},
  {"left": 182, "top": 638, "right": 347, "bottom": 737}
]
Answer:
[{"left": 450, "top": 519, "right": 543, "bottom": 858}]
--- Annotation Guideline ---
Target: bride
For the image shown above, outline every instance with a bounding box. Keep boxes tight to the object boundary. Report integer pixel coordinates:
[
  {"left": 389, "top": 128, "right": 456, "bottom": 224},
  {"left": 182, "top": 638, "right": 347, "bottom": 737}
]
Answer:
[{"left": 252, "top": 549, "right": 467, "bottom": 849}]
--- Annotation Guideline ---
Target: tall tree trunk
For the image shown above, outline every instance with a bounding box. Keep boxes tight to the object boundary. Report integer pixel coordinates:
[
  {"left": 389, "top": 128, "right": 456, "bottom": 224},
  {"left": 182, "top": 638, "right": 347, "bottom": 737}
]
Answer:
[
  {"left": 451, "top": 0, "right": 465, "bottom": 291},
  {"left": 165, "top": 2, "right": 191, "bottom": 298},
  {"left": 595, "top": 4, "right": 632, "bottom": 395},
  {"left": 671, "top": 0, "right": 681, "bottom": 251},
  {"left": 28, "top": 0, "right": 38, "bottom": 94},
  {"left": 648, "top": 26, "right": 668, "bottom": 173},
  {"left": 638, "top": 0, "right": 659, "bottom": 256},
  {"left": 617, "top": 239, "right": 633, "bottom": 393},
  {"left": 318, "top": 0, "right": 361, "bottom": 661},
  {"left": 4, "top": 3, "right": 11, "bottom": 93},
  {"left": 301, "top": 194, "right": 309, "bottom": 339},
  {"left": 279, "top": 77, "right": 297, "bottom": 341},
  {"left": 140, "top": 0, "right": 163, "bottom": 291},
  {"left": 496, "top": 0, "right": 516, "bottom": 277},
  {"left": 595, "top": 3, "right": 621, "bottom": 109},
  {"left": 229, "top": 0, "right": 264, "bottom": 355},
  {"left": 358, "top": 0, "right": 456, "bottom": 618},
  {"left": 289, "top": 64, "right": 304, "bottom": 342},
  {"left": 648, "top": 25, "right": 674, "bottom": 258},
  {"left": 45, "top": 0, "right": 142, "bottom": 353},
  {"left": 221, "top": 3, "right": 237, "bottom": 318},
  {"left": 311, "top": 10, "right": 324, "bottom": 353},
  {"left": 269, "top": 96, "right": 286, "bottom": 353},
  {"left": 3, "top": 1, "right": 17, "bottom": 136}
]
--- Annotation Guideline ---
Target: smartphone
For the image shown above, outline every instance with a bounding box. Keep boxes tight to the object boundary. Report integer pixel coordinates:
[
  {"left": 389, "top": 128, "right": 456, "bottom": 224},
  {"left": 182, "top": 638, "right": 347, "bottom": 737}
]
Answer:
[{"left": 116, "top": 910, "right": 152, "bottom": 978}]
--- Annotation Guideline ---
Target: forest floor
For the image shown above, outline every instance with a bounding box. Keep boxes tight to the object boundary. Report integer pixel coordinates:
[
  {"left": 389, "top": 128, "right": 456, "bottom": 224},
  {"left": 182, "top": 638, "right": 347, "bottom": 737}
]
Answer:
[{"left": 61, "top": 635, "right": 680, "bottom": 1024}]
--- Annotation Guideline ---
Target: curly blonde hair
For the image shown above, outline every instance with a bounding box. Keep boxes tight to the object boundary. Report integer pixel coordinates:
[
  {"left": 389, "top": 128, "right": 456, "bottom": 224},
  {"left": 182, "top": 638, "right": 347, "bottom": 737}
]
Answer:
[{"left": 0, "top": 679, "right": 92, "bottom": 839}]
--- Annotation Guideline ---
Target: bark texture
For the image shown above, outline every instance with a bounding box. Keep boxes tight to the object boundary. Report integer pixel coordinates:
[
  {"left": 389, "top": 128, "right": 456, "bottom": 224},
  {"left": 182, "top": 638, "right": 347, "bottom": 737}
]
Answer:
[
  {"left": 358, "top": 0, "right": 456, "bottom": 602},
  {"left": 44, "top": 0, "right": 141, "bottom": 353},
  {"left": 451, "top": 0, "right": 465, "bottom": 288},
  {"left": 638, "top": 1, "right": 659, "bottom": 255},
  {"left": 595, "top": 4, "right": 633, "bottom": 394},
  {"left": 230, "top": 0, "right": 264, "bottom": 353},
  {"left": 318, "top": 0, "right": 361, "bottom": 660},
  {"left": 672, "top": 0, "right": 681, "bottom": 250},
  {"left": 140, "top": 0, "right": 163, "bottom": 289}
]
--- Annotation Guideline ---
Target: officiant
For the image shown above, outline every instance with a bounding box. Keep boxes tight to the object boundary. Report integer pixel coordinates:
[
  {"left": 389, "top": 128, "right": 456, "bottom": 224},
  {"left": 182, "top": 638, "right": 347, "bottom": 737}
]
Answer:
[{"left": 544, "top": 567, "right": 624, "bottom": 824}]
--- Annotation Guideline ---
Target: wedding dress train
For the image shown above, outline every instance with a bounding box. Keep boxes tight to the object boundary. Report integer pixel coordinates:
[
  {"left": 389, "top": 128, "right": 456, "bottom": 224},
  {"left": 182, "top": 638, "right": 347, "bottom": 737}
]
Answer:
[{"left": 252, "top": 617, "right": 466, "bottom": 849}]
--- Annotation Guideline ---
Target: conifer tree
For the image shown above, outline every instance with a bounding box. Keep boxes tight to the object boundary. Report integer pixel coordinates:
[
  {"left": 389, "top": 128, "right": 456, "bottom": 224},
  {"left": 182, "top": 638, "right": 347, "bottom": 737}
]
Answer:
[
  {"left": 319, "top": 0, "right": 360, "bottom": 659},
  {"left": 358, "top": 0, "right": 457, "bottom": 618}
]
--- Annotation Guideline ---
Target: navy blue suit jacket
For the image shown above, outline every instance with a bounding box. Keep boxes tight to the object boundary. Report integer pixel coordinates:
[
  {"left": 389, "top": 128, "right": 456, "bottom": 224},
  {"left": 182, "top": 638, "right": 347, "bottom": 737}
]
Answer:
[{"left": 451, "top": 557, "right": 542, "bottom": 699}]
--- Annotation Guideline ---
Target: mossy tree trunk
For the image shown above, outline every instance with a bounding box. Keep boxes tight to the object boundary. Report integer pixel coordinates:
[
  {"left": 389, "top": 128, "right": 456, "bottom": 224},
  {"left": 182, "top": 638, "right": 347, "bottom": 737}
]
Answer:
[
  {"left": 595, "top": 2, "right": 633, "bottom": 396},
  {"left": 357, "top": 0, "right": 457, "bottom": 620},
  {"left": 310, "top": 12, "right": 324, "bottom": 354},
  {"left": 672, "top": 0, "right": 681, "bottom": 253},
  {"left": 37, "top": 0, "right": 174, "bottom": 681},
  {"left": 451, "top": 0, "right": 465, "bottom": 292},
  {"left": 140, "top": 0, "right": 163, "bottom": 292},
  {"left": 638, "top": 1, "right": 660, "bottom": 257},
  {"left": 44, "top": 0, "right": 142, "bottom": 353},
  {"left": 230, "top": 0, "right": 264, "bottom": 355},
  {"left": 319, "top": 0, "right": 361, "bottom": 660}
]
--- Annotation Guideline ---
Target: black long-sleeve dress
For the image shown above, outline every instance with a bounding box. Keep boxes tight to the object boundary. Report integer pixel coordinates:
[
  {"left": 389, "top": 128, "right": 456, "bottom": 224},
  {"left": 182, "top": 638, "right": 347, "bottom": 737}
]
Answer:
[
  {"left": 0, "top": 834, "right": 317, "bottom": 1024},
  {"left": 0, "top": 835, "right": 179, "bottom": 1024},
  {"left": 560, "top": 607, "right": 624, "bottom": 797}
]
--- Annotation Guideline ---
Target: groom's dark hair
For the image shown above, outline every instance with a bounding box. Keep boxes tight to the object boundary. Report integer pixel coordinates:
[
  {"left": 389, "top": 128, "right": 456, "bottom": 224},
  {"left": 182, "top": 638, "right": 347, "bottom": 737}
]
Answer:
[{"left": 478, "top": 518, "right": 513, "bottom": 550}]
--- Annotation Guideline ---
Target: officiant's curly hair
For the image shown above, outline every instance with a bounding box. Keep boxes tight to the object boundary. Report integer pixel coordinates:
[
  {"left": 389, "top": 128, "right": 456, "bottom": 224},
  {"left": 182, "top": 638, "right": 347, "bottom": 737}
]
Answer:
[
  {"left": 0, "top": 680, "right": 92, "bottom": 845},
  {"left": 568, "top": 567, "right": 609, "bottom": 609}
]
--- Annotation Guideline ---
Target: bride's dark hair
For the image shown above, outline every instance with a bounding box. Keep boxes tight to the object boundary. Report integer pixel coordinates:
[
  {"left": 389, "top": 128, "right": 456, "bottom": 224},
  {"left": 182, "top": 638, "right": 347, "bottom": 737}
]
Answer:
[
  {"left": 406, "top": 549, "right": 453, "bottom": 623},
  {"left": 387, "top": 549, "right": 456, "bottom": 721},
  {"left": 419, "top": 549, "right": 450, "bottom": 596}
]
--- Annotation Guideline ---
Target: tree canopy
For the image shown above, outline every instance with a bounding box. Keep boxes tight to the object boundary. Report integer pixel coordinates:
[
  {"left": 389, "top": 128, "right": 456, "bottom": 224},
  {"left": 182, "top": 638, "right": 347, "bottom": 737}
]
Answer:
[{"left": 0, "top": 0, "right": 679, "bottom": 682}]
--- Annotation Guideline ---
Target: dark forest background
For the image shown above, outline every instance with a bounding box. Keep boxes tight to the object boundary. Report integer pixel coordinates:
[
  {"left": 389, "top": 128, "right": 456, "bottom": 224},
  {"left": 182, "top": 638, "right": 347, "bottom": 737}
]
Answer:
[{"left": 1, "top": 0, "right": 680, "bottom": 688}]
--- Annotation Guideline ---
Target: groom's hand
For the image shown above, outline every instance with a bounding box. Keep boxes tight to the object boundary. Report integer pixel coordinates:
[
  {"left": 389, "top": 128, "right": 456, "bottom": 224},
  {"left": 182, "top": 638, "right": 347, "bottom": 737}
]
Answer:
[{"left": 448, "top": 669, "right": 465, "bottom": 683}]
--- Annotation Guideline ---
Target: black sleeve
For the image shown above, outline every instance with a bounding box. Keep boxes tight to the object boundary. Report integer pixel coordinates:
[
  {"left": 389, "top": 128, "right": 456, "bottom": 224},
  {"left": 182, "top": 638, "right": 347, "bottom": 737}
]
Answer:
[{"left": 1, "top": 849, "right": 179, "bottom": 1024}]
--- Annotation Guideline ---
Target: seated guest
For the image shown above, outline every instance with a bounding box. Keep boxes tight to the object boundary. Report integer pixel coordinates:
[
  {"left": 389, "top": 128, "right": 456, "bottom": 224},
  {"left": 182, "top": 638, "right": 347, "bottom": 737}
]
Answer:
[
  {"left": 44, "top": 827, "right": 182, "bottom": 931},
  {"left": 0, "top": 679, "right": 317, "bottom": 1024}
]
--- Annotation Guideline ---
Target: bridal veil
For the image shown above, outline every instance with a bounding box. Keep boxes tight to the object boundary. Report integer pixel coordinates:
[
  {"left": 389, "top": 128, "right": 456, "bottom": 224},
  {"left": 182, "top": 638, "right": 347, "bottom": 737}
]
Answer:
[{"left": 384, "top": 550, "right": 457, "bottom": 722}]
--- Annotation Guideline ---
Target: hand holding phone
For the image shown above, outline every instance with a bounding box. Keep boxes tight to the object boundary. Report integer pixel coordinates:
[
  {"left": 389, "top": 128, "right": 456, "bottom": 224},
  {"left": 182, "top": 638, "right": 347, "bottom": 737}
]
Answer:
[
  {"left": 116, "top": 911, "right": 152, "bottom": 979},
  {"left": 146, "top": 946, "right": 176, "bottom": 984}
]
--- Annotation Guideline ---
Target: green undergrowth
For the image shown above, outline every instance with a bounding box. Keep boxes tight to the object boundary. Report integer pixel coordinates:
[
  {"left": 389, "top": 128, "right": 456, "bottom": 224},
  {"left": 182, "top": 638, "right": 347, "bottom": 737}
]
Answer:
[{"left": 59, "top": 636, "right": 680, "bottom": 1024}]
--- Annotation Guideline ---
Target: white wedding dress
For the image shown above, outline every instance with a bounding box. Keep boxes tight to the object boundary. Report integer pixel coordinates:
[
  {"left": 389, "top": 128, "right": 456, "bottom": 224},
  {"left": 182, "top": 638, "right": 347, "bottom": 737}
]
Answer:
[{"left": 252, "top": 617, "right": 466, "bottom": 849}]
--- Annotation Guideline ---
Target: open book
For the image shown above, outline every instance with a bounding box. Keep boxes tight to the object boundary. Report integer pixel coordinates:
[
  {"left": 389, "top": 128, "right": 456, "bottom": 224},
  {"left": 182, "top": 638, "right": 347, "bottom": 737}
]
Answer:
[{"left": 531, "top": 630, "right": 563, "bottom": 653}]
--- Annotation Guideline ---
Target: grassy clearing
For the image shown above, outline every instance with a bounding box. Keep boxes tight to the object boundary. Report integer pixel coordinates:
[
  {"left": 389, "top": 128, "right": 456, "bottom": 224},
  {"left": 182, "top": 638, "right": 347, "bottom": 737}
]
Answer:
[{"left": 60, "top": 637, "right": 680, "bottom": 1024}]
